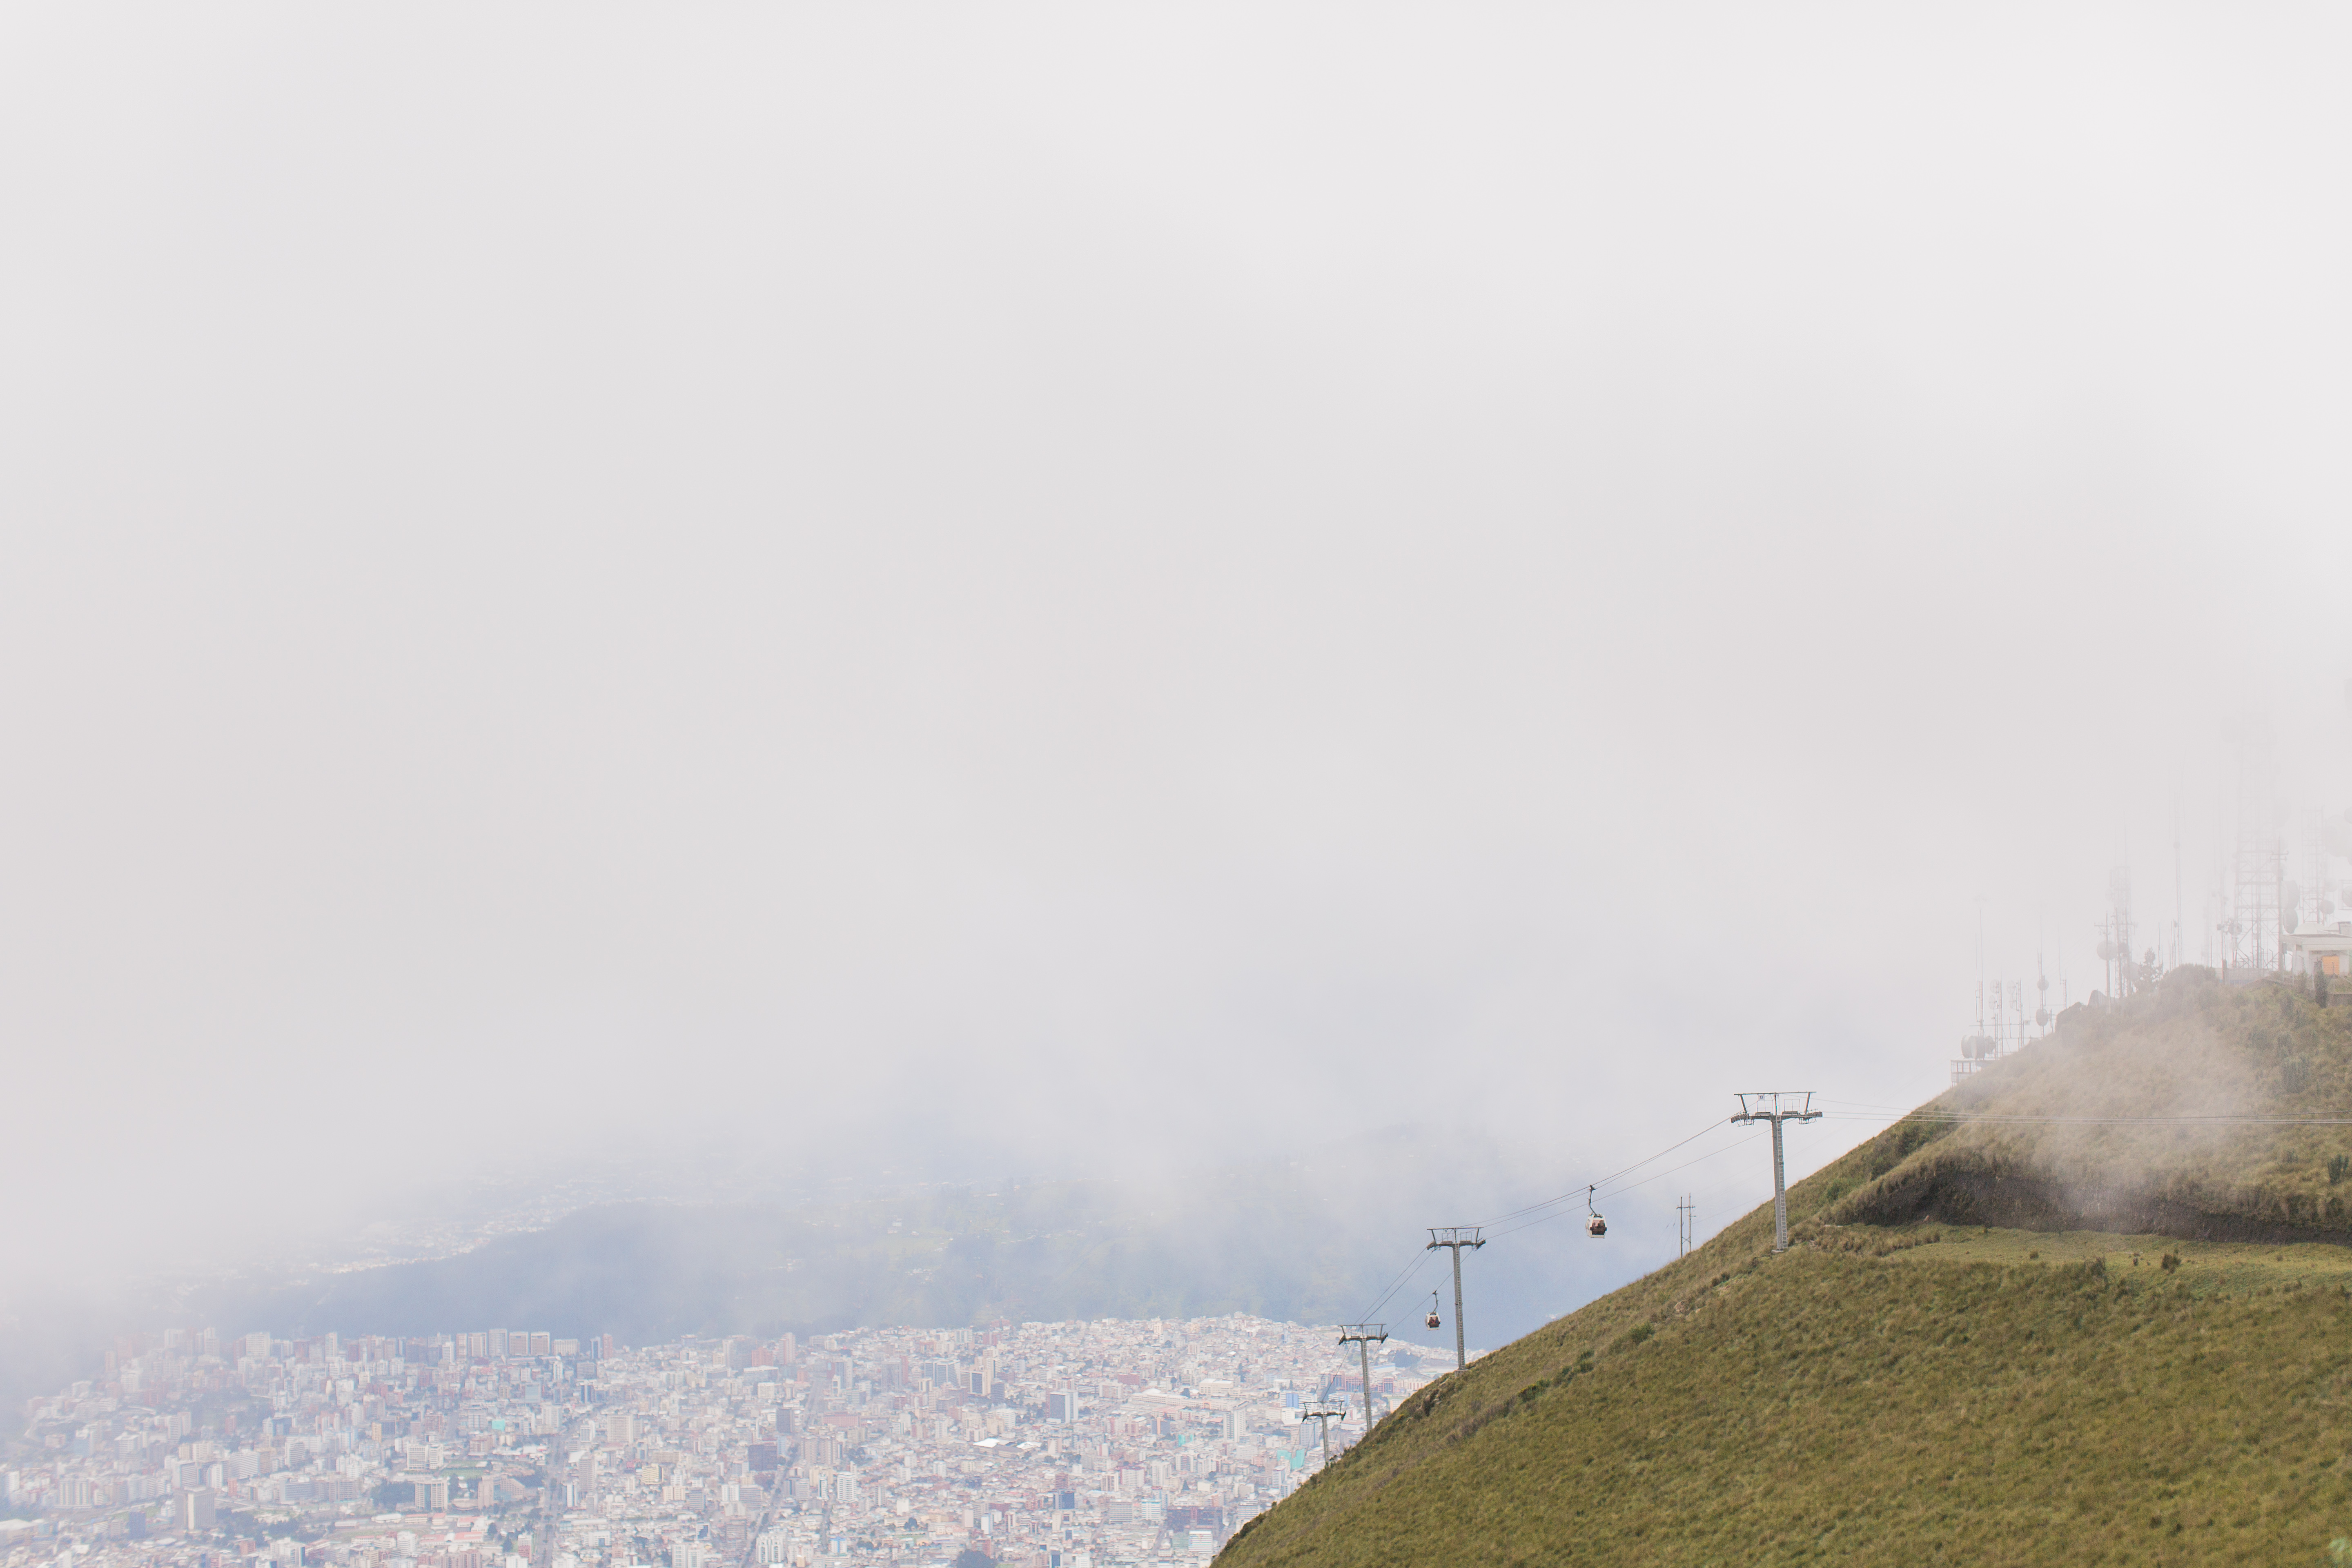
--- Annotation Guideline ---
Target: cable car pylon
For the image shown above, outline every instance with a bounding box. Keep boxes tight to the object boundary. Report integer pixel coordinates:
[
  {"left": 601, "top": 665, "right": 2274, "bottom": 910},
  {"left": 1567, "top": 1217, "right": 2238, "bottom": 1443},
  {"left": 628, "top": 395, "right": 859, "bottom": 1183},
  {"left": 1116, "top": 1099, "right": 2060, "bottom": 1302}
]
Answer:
[
  {"left": 1335, "top": 1321, "right": 1388, "bottom": 1429},
  {"left": 1297, "top": 1400, "right": 1348, "bottom": 1470},
  {"left": 1425, "top": 1227, "right": 1486, "bottom": 1371},
  {"left": 1730, "top": 1090, "right": 1822, "bottom": 1252}
]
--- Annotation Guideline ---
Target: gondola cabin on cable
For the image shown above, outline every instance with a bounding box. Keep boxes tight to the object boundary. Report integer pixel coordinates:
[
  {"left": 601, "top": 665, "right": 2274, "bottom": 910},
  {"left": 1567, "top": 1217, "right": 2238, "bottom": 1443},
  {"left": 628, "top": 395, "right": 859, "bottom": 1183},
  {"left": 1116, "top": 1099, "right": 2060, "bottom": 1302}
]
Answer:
[
  {"left": 1586, "top": 1185, "right": 1607, "bottom": 1238},
  {"left": 1425, "top": 1291, "right": 1441, "bottom": 1331}
]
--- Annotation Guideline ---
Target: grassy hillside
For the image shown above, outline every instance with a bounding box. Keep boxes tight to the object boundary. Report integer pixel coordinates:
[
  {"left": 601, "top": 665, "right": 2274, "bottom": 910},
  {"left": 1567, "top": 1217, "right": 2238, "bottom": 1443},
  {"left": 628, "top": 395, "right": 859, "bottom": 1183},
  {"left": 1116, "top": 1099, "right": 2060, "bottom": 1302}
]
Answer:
[{"left": 1219, "top": 970, "right": 2352, "bottom": 1566}]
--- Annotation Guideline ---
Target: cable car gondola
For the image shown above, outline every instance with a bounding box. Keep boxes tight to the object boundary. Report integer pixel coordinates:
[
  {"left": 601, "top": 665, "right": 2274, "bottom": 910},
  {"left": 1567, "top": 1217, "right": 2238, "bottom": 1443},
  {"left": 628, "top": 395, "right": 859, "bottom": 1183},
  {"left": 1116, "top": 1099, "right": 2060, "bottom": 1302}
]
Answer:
[
  {"left": 1586, "top": 1184, "right": 1607, "bottom": 1238},
  {"left": 1425, "top": 1291, "right": 1441, "bottom": 1331}
]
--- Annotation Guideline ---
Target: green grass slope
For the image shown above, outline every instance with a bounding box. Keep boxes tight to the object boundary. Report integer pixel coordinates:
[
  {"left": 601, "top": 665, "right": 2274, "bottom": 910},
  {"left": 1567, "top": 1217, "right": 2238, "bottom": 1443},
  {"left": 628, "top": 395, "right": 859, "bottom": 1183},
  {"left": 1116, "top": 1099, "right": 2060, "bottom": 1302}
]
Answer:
[{"left": 1218, "top": 970, "right": 2352, "bottom": 1567}]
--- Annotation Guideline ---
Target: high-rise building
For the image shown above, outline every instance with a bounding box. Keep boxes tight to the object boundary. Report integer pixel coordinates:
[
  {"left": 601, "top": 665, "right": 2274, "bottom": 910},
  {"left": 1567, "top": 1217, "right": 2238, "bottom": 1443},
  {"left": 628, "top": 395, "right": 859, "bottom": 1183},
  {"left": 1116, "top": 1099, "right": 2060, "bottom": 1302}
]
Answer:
[{"left": 178, "top": 1490, "right": 216, "bottom": 1531}]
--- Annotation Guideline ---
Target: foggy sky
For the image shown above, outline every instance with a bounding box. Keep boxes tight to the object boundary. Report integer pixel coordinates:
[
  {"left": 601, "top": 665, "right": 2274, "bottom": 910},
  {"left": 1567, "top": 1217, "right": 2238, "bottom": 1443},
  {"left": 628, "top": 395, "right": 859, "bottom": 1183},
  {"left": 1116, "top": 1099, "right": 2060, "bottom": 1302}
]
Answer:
[{"left": 7, "top": 2, "right": 2352, "bottom": 1294}]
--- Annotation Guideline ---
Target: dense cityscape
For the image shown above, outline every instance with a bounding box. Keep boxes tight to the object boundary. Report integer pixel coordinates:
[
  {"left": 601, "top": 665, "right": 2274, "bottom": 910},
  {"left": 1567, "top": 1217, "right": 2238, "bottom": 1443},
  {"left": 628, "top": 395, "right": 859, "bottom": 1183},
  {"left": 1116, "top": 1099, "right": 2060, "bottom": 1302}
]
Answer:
[{"left": 3, "top": 1316, "right": 1468, "bottom": 1568}]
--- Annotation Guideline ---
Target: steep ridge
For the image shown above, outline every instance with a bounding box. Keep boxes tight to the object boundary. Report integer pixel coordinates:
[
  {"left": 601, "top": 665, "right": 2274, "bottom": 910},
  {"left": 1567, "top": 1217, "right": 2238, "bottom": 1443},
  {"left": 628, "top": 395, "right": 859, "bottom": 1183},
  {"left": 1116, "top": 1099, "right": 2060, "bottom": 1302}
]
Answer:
[{"left": 1217, "top": 969, "right": 2352, "bottom": 1566}]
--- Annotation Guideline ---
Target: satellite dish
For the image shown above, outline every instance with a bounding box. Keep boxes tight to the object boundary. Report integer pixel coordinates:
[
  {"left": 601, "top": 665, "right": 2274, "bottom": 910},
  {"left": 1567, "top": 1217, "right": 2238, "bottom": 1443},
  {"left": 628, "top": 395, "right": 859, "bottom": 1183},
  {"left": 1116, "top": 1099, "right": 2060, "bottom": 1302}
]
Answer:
[
  {"left": 2323, "top": 900, "right": 2336, "bottom": 922},
  {"left": 2096, "top": 940, "right": 2116, "bottom": 960}
]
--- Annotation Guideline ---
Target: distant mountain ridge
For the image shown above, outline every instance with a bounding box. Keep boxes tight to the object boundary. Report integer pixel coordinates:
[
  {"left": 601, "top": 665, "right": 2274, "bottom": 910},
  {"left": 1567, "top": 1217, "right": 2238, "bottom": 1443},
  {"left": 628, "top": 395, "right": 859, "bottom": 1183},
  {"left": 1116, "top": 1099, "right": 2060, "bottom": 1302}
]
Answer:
[
  {"left": 185, "top": 1129, "right": 1610, "bottom": 1343},
  {"left": 3, "top": 1123, "right": 1640, "bottom": 1428}
]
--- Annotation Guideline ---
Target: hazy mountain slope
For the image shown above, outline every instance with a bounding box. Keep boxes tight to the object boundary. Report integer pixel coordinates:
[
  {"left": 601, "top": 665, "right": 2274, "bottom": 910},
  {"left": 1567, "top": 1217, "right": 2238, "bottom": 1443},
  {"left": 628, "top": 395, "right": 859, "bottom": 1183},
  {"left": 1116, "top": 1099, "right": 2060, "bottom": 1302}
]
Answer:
[
  {"left": 1827, "top": 969, "right": 2352, "bottom": 1239},
  {"left": 182, "top": 1129, "right": 1609, "bottom": 1346},
  {"left": 1, "top": 1120, "right": 1655, "bottom": 1433},
  {"left": 1219, "top": 970, "right": 2352, "bottom": 1567}
]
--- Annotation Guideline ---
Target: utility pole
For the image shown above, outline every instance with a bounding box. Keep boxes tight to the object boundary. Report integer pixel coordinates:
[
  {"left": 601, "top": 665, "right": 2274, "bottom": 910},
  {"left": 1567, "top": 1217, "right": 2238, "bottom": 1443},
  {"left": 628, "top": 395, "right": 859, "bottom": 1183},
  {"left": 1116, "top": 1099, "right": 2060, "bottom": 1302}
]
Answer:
[
  {"left": 1335, "top": 1323, "right": 1388, "bottom": 1429},
  {"left": 1297, "top": 1402, "right": 1347, "bottom": 1469},
  {"left": 1425, "top": 1228, "right": 1486, "bottom": 1371},
  {"left": 1729, "top": 1092, "right": 1821, "bottom": 1253},
  {"left": 1675, "top": 1194, "right": 1694, "bottom": 1258}
]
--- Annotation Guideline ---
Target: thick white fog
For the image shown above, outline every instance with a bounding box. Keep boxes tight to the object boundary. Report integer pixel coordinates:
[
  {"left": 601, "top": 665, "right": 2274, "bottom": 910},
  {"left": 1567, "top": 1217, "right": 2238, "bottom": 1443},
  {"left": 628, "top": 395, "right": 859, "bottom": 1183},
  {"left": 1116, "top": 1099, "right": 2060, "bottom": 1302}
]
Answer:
[{"left": 5, "top": 2, "right": 2352, "bottom": 1293}]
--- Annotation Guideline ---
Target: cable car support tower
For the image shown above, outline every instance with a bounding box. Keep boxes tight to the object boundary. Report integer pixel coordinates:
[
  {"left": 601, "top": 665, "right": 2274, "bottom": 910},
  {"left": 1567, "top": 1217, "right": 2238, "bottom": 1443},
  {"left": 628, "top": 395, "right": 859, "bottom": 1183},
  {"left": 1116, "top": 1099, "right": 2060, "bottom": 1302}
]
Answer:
[
  {"left": 1298, "top": 1401, "right": 1348, "bottom": 1470},
  {"left": 1426, "top": 1227, "right": 1486, "bottom": 1371},
  {"left": 1335, "top": 1322, "right": 1388, "bottom": 1430},
  {"left": 1730, "top": 1091, "right": 1821, "bottom": 1253}
]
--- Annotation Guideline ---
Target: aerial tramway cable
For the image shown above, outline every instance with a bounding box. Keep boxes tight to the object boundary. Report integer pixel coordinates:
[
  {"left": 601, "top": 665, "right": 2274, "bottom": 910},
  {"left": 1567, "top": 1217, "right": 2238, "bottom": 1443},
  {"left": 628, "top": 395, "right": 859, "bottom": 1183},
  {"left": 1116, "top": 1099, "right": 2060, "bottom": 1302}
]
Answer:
[
  {"left": 1481, "top": 1133, "right": 1764, "bottom": 1240},
  {"left": 1352, "top": 1117, "right": 1759, "bottom": 1322}
]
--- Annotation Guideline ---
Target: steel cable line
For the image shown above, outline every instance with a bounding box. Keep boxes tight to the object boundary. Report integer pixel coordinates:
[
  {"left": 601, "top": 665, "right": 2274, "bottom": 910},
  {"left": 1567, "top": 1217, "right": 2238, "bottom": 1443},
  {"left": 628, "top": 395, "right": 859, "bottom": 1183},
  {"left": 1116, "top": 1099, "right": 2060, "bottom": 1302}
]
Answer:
[
  {"left": 1473, "top": 1120, "right": 1735, "bottom": 1231},
  {"left": 1587, "top": 1128, "right": 1760, "bottom": 1203},
  {"left": 1483, "top": 1133, "right": 1766, "bottom": 1240},
  {"left": 1352, "top": 1120, "right": 1737, "bottom": 1321},
  {"left": 1356, "top": 1246, "right": 1440, "bottom": 1325},
  {"left": 1352, "top": 1119, "right": 1761, "bottom": 1321}
]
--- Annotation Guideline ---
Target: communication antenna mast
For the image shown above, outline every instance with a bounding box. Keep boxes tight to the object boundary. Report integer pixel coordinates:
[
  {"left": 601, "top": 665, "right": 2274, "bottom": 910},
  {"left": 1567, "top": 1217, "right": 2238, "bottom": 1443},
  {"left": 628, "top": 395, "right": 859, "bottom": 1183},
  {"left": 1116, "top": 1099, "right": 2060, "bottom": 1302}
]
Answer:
[
  {"left": 2229, "top": 723, "right": 2284, "bottom": 977},
  {"left": 2099, "top": 864, "right": 2134, "bottom": 1000},
  {"left": 1730, "top": 1092, "right": 1822, "bottom": 1253},
  {"left": 1675, "top": 1194, "right": 1694, "bottom": 1258},
  {"left": 1976, "top": 898, "right": 1986, "bottom": 1036}
]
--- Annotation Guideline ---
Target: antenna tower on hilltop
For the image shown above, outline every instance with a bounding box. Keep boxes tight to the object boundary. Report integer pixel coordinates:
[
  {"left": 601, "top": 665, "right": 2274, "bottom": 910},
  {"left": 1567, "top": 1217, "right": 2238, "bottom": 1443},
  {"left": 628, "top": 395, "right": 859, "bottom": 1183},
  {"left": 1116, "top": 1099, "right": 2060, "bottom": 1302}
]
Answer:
[
  {"left": 1954, "top": 905, "right": 1999, "bottom": 1082},
  {"left": 2174, "top": 796, "right": 2185, "bottom": 971},
  {"left": 2228, "top": 726, "right": 2286, "bottom": 978},
  {"left": 2098, "top": 862, "right": 2134, "bottom": 1001}
]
